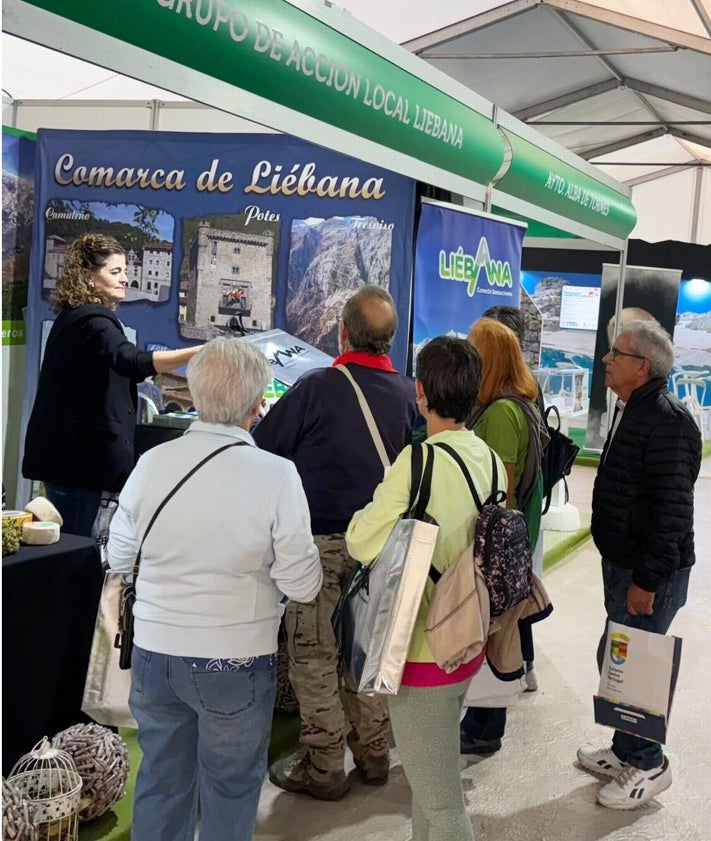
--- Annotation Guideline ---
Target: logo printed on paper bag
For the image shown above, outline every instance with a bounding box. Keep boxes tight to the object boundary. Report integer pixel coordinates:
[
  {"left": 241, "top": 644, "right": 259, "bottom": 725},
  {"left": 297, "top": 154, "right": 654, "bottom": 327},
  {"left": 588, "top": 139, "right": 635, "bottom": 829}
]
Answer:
[{"left": 610, "top": 632, "right": 629, "bottom": 666}]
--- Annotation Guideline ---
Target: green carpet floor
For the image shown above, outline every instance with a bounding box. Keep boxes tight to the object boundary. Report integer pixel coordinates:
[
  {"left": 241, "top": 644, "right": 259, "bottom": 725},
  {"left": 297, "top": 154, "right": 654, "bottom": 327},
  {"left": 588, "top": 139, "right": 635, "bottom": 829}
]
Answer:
[
  {"left": 543, "top": 513, "right": 591, "bottom": 572},
  {"left": 78, "top": 713, "right": 301, "bottom": 841}
]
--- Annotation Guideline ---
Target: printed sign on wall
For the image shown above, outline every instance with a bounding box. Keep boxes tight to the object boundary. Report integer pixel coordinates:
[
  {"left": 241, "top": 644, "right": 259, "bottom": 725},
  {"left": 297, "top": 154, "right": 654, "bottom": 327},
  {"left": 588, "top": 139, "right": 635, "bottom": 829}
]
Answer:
[
  {"left": 24, "top": 129, "right": 416, "bottom": 428},
  {"left": 412, "top": 200, "right": 525, "bottom": 363},
  {"left": 2, "top": 130, "right": 35, "bottom": 346},
  {"left": 585, "top": 264, "right": 681, "bottom": 450}
]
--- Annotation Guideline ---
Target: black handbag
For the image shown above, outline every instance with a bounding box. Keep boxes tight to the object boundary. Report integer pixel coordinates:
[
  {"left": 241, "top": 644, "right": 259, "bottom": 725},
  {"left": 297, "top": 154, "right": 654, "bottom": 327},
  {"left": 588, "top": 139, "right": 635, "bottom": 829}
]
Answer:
[
  {"left": 114, "top": 441, "right": 246, "bottom": 669},
  {"left": 540, "top": 405, "right": 580, "bottom": 514}
]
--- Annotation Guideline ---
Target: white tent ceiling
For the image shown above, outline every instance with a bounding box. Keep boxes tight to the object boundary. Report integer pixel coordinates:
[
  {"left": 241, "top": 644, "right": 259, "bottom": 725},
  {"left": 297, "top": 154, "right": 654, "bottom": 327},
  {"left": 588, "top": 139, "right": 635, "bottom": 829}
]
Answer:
[{"left": 2, "top": 0, "right": 710, "bottom": 242}]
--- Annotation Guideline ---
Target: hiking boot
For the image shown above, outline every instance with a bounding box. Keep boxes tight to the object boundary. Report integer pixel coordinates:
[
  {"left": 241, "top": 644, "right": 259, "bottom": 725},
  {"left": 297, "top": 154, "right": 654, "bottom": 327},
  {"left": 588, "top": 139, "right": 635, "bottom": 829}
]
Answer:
[
  {"left": 524, "top": 662, "right": 538, "bottom": 692},
  {"left": 354, "top": 755, "right": 390, "bottom": 786},
  {"left": 269, "top": 754, "right": 350, "bottom": 801},
  {"left": 576, "top": 744, "right": 627, "bottom": 778},
  {"left": 460, "top": 734, "right": 502, "bottom": 755},
  {"left": 597, "top": 758, "right": 672, "bottom": 810}
]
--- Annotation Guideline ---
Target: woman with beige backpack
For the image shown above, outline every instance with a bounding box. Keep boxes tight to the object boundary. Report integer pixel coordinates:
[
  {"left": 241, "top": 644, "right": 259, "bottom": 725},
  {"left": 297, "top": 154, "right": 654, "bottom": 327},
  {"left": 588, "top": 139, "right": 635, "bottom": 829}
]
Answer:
[{"left": 346, "top": 336, "right": 502, "bottom": 841}]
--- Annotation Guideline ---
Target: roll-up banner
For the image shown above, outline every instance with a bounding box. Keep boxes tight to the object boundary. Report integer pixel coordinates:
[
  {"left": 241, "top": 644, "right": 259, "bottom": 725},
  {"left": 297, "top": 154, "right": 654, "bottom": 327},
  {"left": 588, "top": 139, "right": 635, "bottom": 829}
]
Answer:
[
  {"left": 21, "top": 128, "right": 416, "bottom": 440},
  {"left": 412, "top": 200, "right": 526, "bottom": 360}
]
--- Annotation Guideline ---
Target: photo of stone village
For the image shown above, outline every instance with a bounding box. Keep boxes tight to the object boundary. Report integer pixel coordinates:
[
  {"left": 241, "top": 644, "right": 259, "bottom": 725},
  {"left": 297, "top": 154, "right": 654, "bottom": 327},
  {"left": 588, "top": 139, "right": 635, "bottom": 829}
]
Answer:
[
  {"left": 42, "top": 200, "right": 175, "bottom": 303},
  {"left": 178, "top": 214, "right": 280, "bottom": 341}
]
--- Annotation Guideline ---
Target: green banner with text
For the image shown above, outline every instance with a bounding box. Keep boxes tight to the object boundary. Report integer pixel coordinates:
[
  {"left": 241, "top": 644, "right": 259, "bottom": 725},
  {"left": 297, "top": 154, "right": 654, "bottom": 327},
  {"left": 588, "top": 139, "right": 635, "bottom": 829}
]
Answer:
[
  {"left": 22, "top": 0, "right": 503, "bottom": 187},
  {"left": 20, "top": 0, "right": 636, "bottom": 241},
  {"left": 2, "top": 322, "right": 26, "bottom": 346},
  {"left": 497, "top": 131, "right": 636, "bottom": 240}
]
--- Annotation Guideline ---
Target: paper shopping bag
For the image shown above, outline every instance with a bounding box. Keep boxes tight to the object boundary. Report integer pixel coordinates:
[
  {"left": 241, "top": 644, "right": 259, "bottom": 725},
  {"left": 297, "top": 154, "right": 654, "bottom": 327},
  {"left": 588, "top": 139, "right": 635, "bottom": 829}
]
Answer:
[
  {"left": 463, "top": 659, "right": 526, "bottom": 708},
  {"left": 594, "top": 620, "right": 682, "bottom": 744},
  {"left": 82, "top": 571, "right": 138, "bottom": 729}
]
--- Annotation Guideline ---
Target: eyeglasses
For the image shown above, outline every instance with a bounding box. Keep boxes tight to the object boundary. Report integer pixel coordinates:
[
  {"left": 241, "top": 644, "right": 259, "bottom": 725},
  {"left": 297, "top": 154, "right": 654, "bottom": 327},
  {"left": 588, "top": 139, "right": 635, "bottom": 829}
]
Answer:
[{"left": 608, "top": 346, "right": 646, "bottom": 362}]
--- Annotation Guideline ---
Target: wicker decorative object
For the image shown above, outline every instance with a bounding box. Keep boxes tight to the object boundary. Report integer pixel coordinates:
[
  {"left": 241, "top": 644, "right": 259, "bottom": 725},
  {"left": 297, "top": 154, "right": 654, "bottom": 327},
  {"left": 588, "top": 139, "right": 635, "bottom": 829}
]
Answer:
[
  {"left": 7, "top": 739, "right": 82, "bottom": 841},
  {"left": 2, "top": 777, "right": 40, "bottom": 841},
  {"left": 51, "top": 725, "right": 129, "bottom": 822}
]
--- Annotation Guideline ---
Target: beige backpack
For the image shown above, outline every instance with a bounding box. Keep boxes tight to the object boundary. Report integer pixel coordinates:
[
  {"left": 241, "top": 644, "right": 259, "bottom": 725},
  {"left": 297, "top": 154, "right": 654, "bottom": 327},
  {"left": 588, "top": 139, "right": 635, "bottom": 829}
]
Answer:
[
  {"left": 425, "top": 544, "right": 491, "bottom": 674},
  {"left": 424, "top": 442, "right": 503, "bottom": 673}
]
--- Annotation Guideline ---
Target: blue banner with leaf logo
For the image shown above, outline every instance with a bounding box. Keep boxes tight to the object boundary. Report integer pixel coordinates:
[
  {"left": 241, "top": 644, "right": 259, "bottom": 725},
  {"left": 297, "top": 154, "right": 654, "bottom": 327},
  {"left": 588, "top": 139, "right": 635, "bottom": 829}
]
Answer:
[{"left": 412, "top": 200, "right": 525, "bottom": 356}]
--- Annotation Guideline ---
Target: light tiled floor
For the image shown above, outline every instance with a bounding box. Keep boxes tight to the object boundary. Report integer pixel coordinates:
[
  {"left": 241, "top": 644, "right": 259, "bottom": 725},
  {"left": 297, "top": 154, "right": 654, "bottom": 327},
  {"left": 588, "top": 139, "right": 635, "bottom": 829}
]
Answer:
[{"left": 249, "top": 459, "right": 711, "bottom": 841}]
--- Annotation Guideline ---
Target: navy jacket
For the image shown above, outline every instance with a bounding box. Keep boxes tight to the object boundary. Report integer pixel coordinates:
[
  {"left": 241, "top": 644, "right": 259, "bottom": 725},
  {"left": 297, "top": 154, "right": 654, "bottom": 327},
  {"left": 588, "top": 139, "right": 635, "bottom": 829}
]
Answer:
[
  {"left": 253, "top": 361, "right": 417, "bottom": 534},
  {"left": 591, "top": 378, "right": 702, "bottom": 593},
  {"left": 23, "top": 304, "right": 155, "bottom": 492}
]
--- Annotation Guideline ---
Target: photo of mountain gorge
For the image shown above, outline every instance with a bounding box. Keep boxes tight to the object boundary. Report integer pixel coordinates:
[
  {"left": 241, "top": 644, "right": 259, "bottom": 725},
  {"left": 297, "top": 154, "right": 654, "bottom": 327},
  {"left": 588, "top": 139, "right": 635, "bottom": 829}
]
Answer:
[
  {"left": 2, "top": 134, "right": 34, "bottom": 321},
  {"left": 286, "top": 216, "right": 393, "bottom": 357}
]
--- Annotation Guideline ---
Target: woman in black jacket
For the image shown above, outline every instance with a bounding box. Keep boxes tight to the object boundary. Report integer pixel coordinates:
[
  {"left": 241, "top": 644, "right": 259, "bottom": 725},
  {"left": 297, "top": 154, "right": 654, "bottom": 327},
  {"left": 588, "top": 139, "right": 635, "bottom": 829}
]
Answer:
[{"left": 23, "top": 233, "right": 201, "bottom": 536}]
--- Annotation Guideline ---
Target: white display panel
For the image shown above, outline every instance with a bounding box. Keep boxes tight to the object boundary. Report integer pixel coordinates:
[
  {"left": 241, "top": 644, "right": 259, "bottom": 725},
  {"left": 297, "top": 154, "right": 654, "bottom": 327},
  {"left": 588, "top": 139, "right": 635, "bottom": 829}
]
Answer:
[{"left": 559, "top": 285, "right": 601, "bottom": 331}]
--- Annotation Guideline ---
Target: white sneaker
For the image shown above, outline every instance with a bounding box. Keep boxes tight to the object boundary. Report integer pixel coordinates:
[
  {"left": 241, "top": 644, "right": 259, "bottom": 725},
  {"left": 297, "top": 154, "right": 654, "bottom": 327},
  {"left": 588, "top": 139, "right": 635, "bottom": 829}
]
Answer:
[
  {"left": 576, "top": 744, "right": 627, "bottom": 778},
  {"left": 524, "top": 664, "right": 538, "bottom": 692},
  {"left": 597, "top": 758, "right": 672, "bottom": 810}
]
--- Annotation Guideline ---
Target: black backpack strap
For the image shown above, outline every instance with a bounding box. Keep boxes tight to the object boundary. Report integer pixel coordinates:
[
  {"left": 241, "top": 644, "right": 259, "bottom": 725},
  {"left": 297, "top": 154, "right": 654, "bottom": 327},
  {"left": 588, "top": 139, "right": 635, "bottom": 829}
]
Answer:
[
  {"left": 484, "top": 449, "right": 506, "bottom": 506},
  {"left": 432, "top": 441, "right": 491, "bottom": 511}
]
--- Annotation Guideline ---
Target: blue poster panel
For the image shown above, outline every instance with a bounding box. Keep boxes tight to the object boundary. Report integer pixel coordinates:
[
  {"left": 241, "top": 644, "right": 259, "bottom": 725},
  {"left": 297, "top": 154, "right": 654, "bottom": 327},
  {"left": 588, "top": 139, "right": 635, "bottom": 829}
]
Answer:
[
  {"left": 24, "top": 129, "right": 416, "bottom": 422},
  {"left": 2, "top": 130, "right": 35, "bottom": 345},
  {"left": 412, "top": 201, "right": 525, "bottom": 360}
]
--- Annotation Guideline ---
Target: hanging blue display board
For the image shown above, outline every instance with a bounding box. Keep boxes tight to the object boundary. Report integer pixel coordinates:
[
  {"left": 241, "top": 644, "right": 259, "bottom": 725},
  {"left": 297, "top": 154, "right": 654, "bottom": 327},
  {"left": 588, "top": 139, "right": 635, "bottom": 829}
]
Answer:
[
  {"left": 412, "top": 200, "right": 526, "bottom": 359},
  {"left": 24, "top": 129, "right": 416, "bottom": 410}
]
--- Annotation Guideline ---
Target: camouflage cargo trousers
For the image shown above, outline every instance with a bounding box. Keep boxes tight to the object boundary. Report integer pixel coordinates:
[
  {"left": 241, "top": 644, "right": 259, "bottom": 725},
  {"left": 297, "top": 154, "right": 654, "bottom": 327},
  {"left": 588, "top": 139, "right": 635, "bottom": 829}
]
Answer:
[{"left": 285, "top": 533, "right": 390, "bottom": 773}]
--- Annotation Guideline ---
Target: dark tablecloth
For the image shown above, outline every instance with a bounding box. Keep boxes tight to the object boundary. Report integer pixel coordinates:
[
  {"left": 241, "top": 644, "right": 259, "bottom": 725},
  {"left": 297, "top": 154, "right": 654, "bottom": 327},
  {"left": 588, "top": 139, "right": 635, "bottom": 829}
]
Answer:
[{"left": 2, "top": 533, "right": 102, "bottom": 773}]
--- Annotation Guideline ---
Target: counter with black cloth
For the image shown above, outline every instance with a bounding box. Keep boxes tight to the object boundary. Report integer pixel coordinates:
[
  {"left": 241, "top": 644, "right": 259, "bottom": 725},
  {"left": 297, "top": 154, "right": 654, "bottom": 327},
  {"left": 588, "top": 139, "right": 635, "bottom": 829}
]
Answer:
[{"left": 2, "top": 533, "right": 102, "bottom": 773}]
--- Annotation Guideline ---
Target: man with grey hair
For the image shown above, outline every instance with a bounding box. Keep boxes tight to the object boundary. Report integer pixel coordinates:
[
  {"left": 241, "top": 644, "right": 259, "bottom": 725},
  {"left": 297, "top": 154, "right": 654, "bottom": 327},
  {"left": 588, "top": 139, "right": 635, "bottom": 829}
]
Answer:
[
  {"left": 577, "top": 319, "right": 701, "bottom": 810},
  {"left": 255, "top": 284, "right": 418, "bottom": 800},
  {"left": 107, "top": 336, "right": 322, "bottom": 841}
]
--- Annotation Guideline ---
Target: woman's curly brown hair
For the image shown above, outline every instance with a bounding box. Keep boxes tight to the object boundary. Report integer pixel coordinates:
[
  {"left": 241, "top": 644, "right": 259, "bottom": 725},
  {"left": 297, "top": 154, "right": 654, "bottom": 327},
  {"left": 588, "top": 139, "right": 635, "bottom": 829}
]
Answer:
[{"left": 52, "top": 233, "right": 125, "bottom": 313}]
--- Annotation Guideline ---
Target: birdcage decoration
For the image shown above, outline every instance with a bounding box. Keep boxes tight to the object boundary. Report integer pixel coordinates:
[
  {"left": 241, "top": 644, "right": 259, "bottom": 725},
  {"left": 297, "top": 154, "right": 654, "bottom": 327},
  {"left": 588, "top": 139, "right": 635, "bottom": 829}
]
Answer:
[{"left": 7, "top": 738, "right": 82, "bottom": 841}]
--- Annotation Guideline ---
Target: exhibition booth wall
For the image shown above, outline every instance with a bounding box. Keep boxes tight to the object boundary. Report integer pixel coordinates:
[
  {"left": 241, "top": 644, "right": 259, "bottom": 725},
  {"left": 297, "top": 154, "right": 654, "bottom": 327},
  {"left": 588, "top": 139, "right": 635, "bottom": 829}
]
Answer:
[
  {"left": 4, "top": 122, "right": 710, "bottom": 511},
  {"left": 3, "top": 0, "right": 709, "bottom": 505},
  {"left": 1, "top": 0, "right": 643, "bottom": 507}
]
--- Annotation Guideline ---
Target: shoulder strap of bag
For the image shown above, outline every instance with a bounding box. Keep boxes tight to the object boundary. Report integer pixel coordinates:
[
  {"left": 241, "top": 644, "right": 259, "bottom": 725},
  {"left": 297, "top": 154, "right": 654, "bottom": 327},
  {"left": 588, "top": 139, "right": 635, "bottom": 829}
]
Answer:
[
  {"left": 335, "top": 364, "right": 390, "bottom": 471},
  {"left": 408, "top": 442, "right": 434, "bottom": 520},
  {"left": 131, "top": 441, "right": 247, "bottom": 575},
  {"left": 493, "top": 394, "right": 547, "bottom": 509},
  {"left": 433, "top": 441, "right": 500, "bottom": 510}
]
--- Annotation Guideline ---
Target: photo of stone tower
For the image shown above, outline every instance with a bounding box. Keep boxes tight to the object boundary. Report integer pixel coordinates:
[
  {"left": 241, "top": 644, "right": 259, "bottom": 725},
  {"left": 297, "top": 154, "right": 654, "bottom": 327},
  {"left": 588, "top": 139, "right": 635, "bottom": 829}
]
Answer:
[{"left": 180, "top": 216, "right": 279, "bottom": 341}]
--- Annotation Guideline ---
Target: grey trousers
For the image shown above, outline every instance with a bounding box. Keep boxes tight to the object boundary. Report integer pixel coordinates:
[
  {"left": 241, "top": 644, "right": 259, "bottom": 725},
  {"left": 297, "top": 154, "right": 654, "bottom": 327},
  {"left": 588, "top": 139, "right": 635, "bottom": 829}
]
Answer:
[{"left": 389, "top": 679, "right": 475, "bottom": 841}]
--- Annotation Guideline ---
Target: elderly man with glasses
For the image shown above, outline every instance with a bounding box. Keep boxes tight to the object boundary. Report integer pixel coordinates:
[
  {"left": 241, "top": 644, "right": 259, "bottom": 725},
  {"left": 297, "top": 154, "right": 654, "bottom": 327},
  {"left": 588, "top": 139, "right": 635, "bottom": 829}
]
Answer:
[{"left": 577, "top": 319, "right": 702, "bottom": 810}]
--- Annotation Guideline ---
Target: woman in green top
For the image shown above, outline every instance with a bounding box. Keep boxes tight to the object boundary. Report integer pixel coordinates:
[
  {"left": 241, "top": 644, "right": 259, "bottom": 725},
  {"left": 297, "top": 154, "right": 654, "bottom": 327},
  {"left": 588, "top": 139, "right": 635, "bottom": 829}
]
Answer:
[{"left": 460, "top": 317, "right": 544, "bottom": 756}]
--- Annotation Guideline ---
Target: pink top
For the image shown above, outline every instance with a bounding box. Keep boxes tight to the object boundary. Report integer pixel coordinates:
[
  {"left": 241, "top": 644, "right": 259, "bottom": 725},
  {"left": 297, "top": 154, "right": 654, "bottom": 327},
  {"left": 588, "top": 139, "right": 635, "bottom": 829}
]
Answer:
[{"left": 401, "top": 647, "right": 487, "bottom": 688}]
